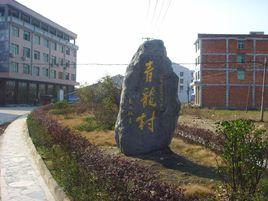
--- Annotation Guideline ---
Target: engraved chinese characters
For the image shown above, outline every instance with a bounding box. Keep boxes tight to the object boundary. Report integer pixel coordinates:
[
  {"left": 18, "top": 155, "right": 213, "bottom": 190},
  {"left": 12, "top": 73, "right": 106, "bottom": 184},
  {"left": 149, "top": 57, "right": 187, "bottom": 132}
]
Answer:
[{"left": 115, "top": 40, "right": 180, "bottom": 156}]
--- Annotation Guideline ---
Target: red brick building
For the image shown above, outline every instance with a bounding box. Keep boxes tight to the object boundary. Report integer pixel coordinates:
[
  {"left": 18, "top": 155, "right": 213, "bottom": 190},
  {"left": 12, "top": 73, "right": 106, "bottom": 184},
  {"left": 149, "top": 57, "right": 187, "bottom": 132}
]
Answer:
[{"left": 193, "top": 32, "right": 268, "bottom": 109}]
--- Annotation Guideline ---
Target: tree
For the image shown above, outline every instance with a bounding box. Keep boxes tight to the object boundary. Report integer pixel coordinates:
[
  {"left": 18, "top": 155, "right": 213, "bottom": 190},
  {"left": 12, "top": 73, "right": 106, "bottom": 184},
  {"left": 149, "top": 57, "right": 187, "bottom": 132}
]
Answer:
[
  {"left": 77, "top": 76, "right": 121, "bottom": 130},
  {"left": 216, "top": 119, "right": 268, "bottom": 200}
]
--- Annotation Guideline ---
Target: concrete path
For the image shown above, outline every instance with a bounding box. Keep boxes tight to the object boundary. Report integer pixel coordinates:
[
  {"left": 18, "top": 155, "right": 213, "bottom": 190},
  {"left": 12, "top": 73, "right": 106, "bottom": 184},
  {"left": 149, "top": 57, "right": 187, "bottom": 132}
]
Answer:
[{"left": 0, "top": 110, "right": 55, "bottom": 201}]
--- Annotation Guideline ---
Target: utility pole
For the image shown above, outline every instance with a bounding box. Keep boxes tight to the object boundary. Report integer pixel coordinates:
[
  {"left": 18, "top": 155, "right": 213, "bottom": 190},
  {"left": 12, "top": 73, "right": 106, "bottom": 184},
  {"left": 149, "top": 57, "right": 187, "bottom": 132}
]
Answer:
[
  {"left": 260, "top": 57, "right": 267, "bottom": 122},
  {"left": 246, "top": 82, "right": 251, "bottom": 112}
]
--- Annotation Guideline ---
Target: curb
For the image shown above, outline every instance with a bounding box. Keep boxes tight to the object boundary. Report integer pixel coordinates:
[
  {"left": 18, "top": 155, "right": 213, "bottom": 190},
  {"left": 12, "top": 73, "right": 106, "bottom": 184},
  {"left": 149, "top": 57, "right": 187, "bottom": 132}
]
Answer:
[{"left": 22, "top": 117, "right": 70, "bottom": 201}]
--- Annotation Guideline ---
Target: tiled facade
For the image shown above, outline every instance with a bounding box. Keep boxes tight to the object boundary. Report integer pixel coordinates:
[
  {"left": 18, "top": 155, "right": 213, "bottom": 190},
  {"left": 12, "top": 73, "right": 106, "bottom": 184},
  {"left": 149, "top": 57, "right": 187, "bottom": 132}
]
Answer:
[
  {"left": 193, "top": 32, "right": 268, "bottom": 109},
  {"left": 0, "top": 0, "right": 78, "bottom": 105}
]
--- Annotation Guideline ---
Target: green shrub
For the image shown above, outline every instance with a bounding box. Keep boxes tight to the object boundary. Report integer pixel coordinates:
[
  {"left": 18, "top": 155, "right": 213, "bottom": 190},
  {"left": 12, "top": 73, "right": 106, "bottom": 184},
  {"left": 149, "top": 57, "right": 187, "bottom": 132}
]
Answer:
[
  {"left": 54, "top": 100, "right": 69, "bottom": 109},
  {"left": 49, "top": 100, "right": 75, "bottom": 116},
  {"left": 216, "top": 119, "right": 268, "bottom": 200},
  {"left": 75, "top": 116, "right": 99, "bottom": 132}
]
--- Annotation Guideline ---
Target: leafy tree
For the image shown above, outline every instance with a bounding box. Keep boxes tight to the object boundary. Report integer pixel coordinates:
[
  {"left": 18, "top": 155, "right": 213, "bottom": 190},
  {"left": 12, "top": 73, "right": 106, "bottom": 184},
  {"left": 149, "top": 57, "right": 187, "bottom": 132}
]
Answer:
[
  {"left": 77, "top": 76, "right": 121, "bottom": 130},
  {"left": 216, "top": 119, "right": 268, "bottom": 200}
]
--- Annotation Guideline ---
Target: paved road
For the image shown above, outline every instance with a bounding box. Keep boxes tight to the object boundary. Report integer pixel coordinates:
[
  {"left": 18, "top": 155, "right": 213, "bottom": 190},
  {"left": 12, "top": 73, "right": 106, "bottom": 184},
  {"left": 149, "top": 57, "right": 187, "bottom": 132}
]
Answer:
[
  {"left": 0, "top": 107, "right": 36, "bottom": 125},
  {"left": 0, "top": 107, "right": 55, "bottom": 201}
]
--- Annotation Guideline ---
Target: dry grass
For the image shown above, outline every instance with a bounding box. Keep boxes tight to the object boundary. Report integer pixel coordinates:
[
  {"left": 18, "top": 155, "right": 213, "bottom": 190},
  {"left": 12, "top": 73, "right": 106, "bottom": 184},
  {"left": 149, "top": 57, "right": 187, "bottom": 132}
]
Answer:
[
  {"left": 51, "top": 112, "right": 220, "bottom": 199},
  {"left": 52, "top": 114, "right": 84, "bottom": 128},
  {"left": 183, "top": 184, "right": 215, "bottom": 199},
  {"left": 81, "top": 130, "right": 115, "bottom": 146},
  {"left": 170, "top": 138, "right": 219, "bottom": 167}
]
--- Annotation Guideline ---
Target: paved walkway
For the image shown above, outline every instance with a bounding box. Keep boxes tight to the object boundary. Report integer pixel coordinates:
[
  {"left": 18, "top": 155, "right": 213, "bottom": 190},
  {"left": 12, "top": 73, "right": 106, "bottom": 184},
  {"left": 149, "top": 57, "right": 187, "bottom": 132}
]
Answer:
[{"left": 0, "top": 114, "right": 55, "bottom": 201}]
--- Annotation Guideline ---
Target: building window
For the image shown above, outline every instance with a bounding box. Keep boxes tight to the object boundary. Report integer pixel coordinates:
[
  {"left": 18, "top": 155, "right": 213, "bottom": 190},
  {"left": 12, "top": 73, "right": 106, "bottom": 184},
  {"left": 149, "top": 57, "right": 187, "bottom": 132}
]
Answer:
[
  {"left": 180, "top": 79, "right": 184, "bottom": 84},
  {"left": 237, "top": 40, "right": 245, "bottom": 50},
  {"left": 10, "top": 62, "right": 19, "bottom": 72},
  {"left": 11, "top": 26, "right": 19, "bottom": 37},
  {"left": 51, "top": 70, "right": 56, "bottom": 79},
  {"left": 44, "top": 38, "right": 49, "bottom": 48},
  {"left": 10, "top": 43, "right": 19, "bottom": 55},
  {"left": 21, "top": 13, "right": 30, "bottom": 23},
  {"left": 33, "top": 34, "right": 40, "bottom": 45},
  {"left": 61, "top": 45, "right": 64, "bottom": 53},
  {"left": 43, "top": 53, "right": 49, "bottom": 62},
  {"left": 34, "top": 50, "right": 40, "bottom": 60},
  {"left": 180, "top": 72, "right": 184, "bottom": 77},
  {"left": 180, "top": 85, "right": 183, "bottom": 92},
  {"left": 66, "top": 60, "right": 70, "bottom": 68},
  {"left": 0, "top": 7, "right": 5, "bottom": 17},
  {"left": 73, "top": 50, "right": 76, "bottom": 57},
  {"left": 65, "top": 73, "right": 70, "bottom": 80},
  {"left": 23, "top": 64, "right": 31, "bottom": 74},
  {"left": 52, "top": 42, "right": 57, "bottom": 51},
  {"left": 71, "top": 74, "right": 76, "bottom": 81},
  {"left": 8, "top": 8, "right": 19, "bottom": 18},
  {"left": 23, "top": 47, "right": 30, "bottom": 58},
  {"left": 66, "top": 47, "right": 70, "bottom": 55},
  {"left": 196, "top": 71, "right": 200, "bottom": 80},
  {"left": 195, "top": 56, "right": 200, "bottom": 66},
  {"left": 58, "top": 71, "right": 63, "bottom": 79},
  {"left": 237, "top": 68, "right": 245, "bottom": 80},
  {"left": 23, "top": 30, "right": 30, "bottom": 41},
  {"left": 33, "top": 66, "right": 40, "bottom": 76},
  {"left": 237, "top": 54, "right": 245, "bottom": 63},
  {"left": 42, "top": 68, "right": 49, "bottom": 77},
  {"left": 51, "top": 56, "right": 57, "bottom": 66},
  {"left": 58, "top": 58, "right": 63, "bottom": 66}
]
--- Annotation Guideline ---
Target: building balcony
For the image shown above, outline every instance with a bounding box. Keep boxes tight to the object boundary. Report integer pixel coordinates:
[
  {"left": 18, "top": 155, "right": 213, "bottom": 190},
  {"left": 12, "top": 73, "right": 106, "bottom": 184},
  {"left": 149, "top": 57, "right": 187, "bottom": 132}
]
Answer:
[{"left": 7, "top": 17, "right": 78, "bottom": 50}]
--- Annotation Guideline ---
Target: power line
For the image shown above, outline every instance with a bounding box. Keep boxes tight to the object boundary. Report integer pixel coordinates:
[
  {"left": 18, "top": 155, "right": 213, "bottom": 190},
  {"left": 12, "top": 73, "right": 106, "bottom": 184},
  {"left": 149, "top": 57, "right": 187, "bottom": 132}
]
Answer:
[
  {"left": 160, "top": 0, "right": 172, "bottom": 25},
  {"left": 144, "top": 0, "right": 151, "bottom": 35},
  {"left": 0, "top": 60, "right": 267, "bottom": 66},
  {"left": 154, "top": 0, "right": 166, "bottom": 28},
  {"left": 151, "top": 0, "right": 159, "bottom": 25}
]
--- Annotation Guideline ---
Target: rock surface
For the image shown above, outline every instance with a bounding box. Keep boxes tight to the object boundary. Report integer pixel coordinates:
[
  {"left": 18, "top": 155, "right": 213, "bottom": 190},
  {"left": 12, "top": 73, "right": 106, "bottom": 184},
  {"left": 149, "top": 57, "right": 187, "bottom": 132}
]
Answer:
[{"left": 115, "top": 40, "right": 180, "bottom": 155}]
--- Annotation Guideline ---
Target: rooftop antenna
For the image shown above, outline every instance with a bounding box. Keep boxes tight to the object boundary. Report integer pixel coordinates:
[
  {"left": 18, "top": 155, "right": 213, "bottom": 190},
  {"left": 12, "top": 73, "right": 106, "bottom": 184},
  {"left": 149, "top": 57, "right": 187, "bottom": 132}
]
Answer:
[{"left": 142, "top": 37, "right": 154, "bottom": 41}]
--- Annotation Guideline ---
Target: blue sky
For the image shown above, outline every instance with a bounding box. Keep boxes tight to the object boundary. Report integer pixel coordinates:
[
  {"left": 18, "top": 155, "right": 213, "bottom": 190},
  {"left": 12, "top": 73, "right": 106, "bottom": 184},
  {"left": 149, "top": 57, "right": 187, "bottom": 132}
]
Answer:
[{"left": 18, "top": 0, "right": 268, "bottom": 85}]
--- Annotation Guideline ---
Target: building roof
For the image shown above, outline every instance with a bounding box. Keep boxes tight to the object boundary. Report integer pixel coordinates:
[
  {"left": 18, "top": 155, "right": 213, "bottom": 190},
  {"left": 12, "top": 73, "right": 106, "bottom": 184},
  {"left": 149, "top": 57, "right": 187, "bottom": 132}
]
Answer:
[
  {"left": 198, "top": 32, "right": 268, "bottom": 39},
  {"left": 0, "top": 0, "right": 77, "bottom": 38}
]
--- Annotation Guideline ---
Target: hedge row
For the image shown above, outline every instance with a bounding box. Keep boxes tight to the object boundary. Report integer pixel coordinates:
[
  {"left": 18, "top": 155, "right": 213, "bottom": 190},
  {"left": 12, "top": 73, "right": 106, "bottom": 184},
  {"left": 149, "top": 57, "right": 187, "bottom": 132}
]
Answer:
[
  {"left": 174, "top": 124, "right": 224, "bottom": 153},
  {"left": 31, "top": 107, "right": 191, "bottom": 201}
]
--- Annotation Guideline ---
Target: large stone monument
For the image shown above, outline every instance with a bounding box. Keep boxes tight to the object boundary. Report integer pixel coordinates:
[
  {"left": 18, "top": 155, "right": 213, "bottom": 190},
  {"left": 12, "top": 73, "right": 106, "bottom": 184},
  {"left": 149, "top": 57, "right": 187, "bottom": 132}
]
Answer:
[{"left": 115, "top": 39, "right": 180, "bottom": 155}]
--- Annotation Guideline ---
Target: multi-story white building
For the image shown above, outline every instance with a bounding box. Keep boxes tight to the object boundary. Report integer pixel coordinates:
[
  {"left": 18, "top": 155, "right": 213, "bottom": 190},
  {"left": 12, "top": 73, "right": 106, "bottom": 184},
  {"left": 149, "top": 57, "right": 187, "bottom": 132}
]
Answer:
[
  {"left": 172, "top": 63, "right": 194, "bottom": 104},
  {"left": 0, "top": 0, "right": 78, "bottom": 105}
]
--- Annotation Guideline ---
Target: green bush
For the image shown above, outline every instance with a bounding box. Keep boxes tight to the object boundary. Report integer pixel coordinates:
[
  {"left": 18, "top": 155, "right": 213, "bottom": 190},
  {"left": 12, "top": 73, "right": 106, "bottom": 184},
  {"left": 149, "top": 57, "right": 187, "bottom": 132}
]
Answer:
[
  {"left": 216, "top": 119, "right": 268, "bottom": 200},
  {"left": 54, "top": 100, "right": 69, "bottom": 109},
  {"left": 75, "top": 116, "right": 99, "bottom": 132},
  {"left": 49, "top": 100, "right": 75, "bottom": 116}
]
